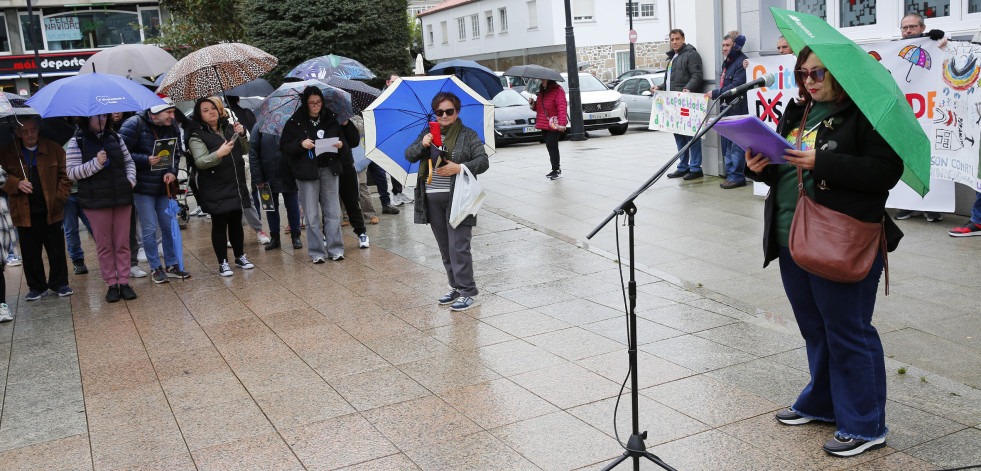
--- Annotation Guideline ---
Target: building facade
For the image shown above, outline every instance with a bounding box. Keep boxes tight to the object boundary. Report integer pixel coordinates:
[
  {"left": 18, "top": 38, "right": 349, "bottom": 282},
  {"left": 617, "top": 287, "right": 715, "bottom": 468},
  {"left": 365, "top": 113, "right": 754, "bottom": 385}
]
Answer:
[
  {"left": 419, "top": 0, "right": 672, "bottom": 81},
  {"left": 1, "top": 0, "right": 164, "bottom": 96}
]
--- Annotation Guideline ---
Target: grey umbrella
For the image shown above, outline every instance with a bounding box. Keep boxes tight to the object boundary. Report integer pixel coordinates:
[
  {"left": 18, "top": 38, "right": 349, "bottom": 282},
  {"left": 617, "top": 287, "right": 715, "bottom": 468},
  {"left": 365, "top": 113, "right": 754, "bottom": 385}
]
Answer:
[
  {"left": 78, "top": 44, "right": 177, "bottom": 79},
  {"left": 226, "top": 78, "right": 275, "bottom": 97},
  {"left": 504, "top": 64, "right": 564, "bottom": 82}
]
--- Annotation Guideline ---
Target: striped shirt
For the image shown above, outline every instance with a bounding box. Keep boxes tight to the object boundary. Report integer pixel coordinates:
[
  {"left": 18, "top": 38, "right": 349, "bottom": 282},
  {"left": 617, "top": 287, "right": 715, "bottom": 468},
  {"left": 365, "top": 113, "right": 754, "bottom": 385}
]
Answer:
[
  {"left": 66, "top": 135, "right": 137, "bottom": 185},
  {"left": 426, "top": 138, "right": 453, "bottom": 193}
]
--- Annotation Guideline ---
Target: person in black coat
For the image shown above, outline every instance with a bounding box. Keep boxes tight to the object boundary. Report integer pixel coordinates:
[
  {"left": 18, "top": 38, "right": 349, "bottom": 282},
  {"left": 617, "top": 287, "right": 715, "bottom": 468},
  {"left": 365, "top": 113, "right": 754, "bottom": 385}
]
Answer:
[
  {"left": 280, "top": 86, "right": 359, "bottom": 263},
  {"left": 709, "top": 31, "right": 749, "bottom": 189},
  {"left": 744, "top": 46, "right": 903, "bottom": 458},
  {"left": 188, "top": 97, "right": 255, "bottom": 276},
  {"left": 249, "top": 122, "right": 301, "bottom": 250}
]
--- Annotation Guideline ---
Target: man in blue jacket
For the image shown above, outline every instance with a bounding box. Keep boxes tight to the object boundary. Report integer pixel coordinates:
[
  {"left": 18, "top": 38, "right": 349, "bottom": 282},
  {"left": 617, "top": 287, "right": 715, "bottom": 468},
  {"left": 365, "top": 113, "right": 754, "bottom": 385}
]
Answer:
[
  {"left": 119, "top": 98, "right": 191, "bottom": 283},
  {"left": 710, "top": 32, "right": 749, "bottom": 189}
]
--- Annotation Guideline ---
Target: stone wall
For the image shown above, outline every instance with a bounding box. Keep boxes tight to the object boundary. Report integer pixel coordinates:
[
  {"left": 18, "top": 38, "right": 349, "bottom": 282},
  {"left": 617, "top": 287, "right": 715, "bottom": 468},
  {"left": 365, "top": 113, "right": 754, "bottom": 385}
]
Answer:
[{"left": 577, "top": 41, "right": 671, "bottom": 82}]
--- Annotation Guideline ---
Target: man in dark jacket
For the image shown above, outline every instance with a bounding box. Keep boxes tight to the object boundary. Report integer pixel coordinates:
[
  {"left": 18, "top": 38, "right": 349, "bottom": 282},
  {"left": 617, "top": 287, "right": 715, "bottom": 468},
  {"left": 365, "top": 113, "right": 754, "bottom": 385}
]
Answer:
[
  {"left": 249, "top": 122, "right": 302, "bottom": 250},
  {"left": 119, "top": 98, "right": 192, "bottom": 283},
  {"left": 654, "top": 29, "right": 705, "bottom": 180},
  {"left": 710, "top": 32, "right": 749, "bottom": 189},
  {"left": 0, "top": 118, "right": 73, "bottom": 300}
]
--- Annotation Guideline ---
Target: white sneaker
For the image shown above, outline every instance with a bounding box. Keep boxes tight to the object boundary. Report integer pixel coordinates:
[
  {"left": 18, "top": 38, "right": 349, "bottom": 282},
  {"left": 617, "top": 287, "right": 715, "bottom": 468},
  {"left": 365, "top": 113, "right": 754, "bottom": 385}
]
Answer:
[
  {"left": 399, "top": 191, "right": 414, "bottom": 203},
  {"left": 189, "top": 207, "right": 202, "bottom": 216},
  {"left": 392, "top": 193, "right": 405, "bottom": 206},
  {"left": 234, "top": 255, "right": 254, "bottom": 269},
  {"left": 137, "top": 247, "right": 147, "bottom": 262},
  {"left": 219, "top": 261, "right": 233, "bottom": 277},
  {"left": 130, "top": 265, "right": 148, "bottom": 278},
  {"left": 358, "top": 233, "right": 369, "bottom": 248},
  {"left": 0, "top": 303, "right": 12, "bottom": 323},
  {"left": 256, "top": 230, "right": 271, "bottom": 244},
  {"left": 6, "top": 256, "right": 22, "bottom": 267},
  {"left": 227, "top": 241, "right": 232, "bottom": 248}
]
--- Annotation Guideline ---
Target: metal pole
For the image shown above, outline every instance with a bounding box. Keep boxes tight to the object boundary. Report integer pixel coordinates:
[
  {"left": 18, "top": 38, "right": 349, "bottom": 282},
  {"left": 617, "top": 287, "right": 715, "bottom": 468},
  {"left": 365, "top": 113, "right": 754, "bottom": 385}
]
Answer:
[
  {"left": 628, "top": 0, "right": 636, "bottom": 69},
  {"left": 27, "top": 0, "right": 45, "bottom": 89},
  {"left": 564, "top": 0, "right": 585, "bottom": 141}
]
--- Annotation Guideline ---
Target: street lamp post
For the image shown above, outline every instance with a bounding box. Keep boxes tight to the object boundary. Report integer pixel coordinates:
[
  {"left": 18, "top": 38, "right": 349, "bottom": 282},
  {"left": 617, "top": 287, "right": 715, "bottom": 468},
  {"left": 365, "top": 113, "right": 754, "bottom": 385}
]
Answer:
[
  {"left": 563, "top": 0, "right": 585, "bottom": 140},
  {"left": 27, "top": 0, "right": 45, "bottom": 88},
  {"left": 628, "top": 0, "right": 636, "bottom": 69}
]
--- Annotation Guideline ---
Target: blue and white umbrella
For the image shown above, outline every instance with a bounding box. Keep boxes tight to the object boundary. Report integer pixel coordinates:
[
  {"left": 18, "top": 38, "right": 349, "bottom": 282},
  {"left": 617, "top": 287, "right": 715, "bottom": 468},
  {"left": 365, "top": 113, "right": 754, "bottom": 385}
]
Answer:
[
  {"left": 25, "top": 73, "right": 166, "bottom": 117},
  {"left": 362, "top": 76, "right": 494, "bottom": 185}
]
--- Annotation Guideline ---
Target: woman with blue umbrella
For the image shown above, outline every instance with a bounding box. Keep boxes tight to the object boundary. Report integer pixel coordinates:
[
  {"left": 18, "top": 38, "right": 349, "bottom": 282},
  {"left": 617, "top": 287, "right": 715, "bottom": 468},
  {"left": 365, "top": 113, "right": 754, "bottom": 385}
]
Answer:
[
  {"left": 280, "top": 86, "right": 360, "bottom": 263},
  {"left": 65, "top": 114, "right": 138, "bottom": 303},
  {"left": 405, "top": 92, "right": 489, "bottom": 312}
]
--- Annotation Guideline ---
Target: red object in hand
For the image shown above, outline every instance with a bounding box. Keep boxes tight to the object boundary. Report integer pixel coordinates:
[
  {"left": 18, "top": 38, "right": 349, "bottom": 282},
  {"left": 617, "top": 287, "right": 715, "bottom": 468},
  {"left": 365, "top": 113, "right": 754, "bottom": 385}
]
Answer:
[{"left": 429, "top": 122, "right": 442, "bottom": 146}]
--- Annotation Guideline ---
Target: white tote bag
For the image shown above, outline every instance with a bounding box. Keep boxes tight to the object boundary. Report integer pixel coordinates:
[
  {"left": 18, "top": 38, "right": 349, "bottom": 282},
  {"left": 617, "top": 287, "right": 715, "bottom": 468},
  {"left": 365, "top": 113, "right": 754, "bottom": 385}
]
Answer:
[{"left": 448, "top": 164, "right": 486, "bottom": 228}]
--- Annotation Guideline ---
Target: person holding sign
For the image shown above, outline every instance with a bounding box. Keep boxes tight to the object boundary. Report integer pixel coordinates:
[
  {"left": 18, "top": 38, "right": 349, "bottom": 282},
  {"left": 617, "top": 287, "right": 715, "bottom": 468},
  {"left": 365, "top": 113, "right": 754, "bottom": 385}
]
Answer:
[
  {"left": 653, "top": 29, "right": 705, "bottom": 180},
  {"left": 744, "top": 46, "right": 904, "bottom": 457},
  {"left": 188, "top": 97, "right": 256, "bottom": 277},
  {"left": 66, "top": 115, "right": 137, "bottom": 303},
  {"left": 709, "top": 31, "right": 749, "bottom": 189},
  {"left": 405, "top": 92, "right": 489, "bottom": 312},
  {"left": 120, "top": 97, "right": 191, "bottom": 284},
  {"left": 280, "top": 86, "right": 359, "bottom": 264}
]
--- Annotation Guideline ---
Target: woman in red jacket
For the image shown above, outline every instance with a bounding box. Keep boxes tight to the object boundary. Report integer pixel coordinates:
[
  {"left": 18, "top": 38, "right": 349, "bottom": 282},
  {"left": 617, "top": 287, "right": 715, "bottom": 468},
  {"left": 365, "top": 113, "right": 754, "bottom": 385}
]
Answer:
[{"left": 530, "top": 80, "right": 568, "bottom": 180}]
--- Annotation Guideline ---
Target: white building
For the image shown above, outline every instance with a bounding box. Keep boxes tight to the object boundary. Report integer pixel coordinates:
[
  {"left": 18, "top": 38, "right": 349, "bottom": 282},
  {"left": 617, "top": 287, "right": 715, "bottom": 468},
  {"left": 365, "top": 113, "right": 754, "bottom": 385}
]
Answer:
[{"left": 419, "top": 0, "right": 672, "bottom": 81}]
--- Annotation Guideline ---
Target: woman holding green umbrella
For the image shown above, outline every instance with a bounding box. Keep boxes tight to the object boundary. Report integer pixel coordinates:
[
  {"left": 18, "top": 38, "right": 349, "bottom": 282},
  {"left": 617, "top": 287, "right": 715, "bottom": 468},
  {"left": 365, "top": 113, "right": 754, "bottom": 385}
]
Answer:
[{"left": 744, "top": 46, "right": 903, "bottom": 458}]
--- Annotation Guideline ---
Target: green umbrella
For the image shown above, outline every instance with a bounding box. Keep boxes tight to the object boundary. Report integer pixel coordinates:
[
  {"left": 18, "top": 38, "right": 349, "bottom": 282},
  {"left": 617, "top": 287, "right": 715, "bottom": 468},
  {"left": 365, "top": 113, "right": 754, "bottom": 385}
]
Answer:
[{"left": 771, "top": 7, "right": 931, "bottom": 196}]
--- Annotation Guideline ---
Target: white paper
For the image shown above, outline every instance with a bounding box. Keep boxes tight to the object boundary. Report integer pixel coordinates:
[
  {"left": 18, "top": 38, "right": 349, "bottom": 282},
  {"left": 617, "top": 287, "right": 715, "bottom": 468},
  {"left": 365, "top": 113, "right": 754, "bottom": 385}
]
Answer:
[{"left": 315, "top": 137, "right": 340, "bottom": 155}]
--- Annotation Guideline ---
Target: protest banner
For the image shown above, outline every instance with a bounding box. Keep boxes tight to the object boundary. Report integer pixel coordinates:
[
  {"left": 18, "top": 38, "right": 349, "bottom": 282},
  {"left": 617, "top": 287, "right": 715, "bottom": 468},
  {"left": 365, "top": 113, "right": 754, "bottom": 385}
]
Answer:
[{"left": 648, "top": 91, "right": 709, "bottom": 136}]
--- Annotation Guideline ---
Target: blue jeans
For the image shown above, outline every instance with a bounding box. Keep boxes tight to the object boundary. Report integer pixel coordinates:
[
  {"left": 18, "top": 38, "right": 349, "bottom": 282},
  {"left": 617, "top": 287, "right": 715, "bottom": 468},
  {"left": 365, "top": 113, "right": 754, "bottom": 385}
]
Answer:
[
  {"left": 972, "top": 191, "right": 981, "bottom": 224},
  {"left": 63, "top": 193, "right": 93, "bottom": 262},
  {"left": 673, "top": 134, "right": 702, "bottom": 173},
  {"left": 721, "top": 137, "right": 746, "bottom": 183},
  {"left": 133, "top": 193, "right": 178, "bottom": 270},
  {"left": 268, "top": 191, "right": 301, "bottom": 235},
  {"left": 778, "top": 246, "right": 888, "bottom": 441}
]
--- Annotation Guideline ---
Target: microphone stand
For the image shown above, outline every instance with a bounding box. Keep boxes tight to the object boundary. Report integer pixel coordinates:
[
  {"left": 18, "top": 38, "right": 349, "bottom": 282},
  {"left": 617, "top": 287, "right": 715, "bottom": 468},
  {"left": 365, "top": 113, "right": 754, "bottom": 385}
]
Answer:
[{"left": 589, "top": 95, "right": 744, "bottom": 471}]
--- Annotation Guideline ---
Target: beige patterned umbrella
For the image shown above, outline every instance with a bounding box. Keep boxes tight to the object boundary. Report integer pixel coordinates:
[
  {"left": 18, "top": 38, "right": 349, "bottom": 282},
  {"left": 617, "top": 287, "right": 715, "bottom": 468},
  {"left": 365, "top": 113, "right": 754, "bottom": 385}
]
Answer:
[{"left": 157, "top": 43, "right": 278, "bottom": 101}]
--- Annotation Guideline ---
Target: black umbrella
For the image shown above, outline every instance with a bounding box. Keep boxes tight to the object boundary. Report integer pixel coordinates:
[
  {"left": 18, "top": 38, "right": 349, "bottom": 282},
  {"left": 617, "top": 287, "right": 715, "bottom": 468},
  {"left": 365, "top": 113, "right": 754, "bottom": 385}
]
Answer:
[
  {"left": 504, "top": 65, "right": 564, "bottom": 82},
  {"left": 226, "top": 78, "right": 275, "bottom": 97},
  {"left": 318, "top": 76, "right": 381, "bottom": 114}
]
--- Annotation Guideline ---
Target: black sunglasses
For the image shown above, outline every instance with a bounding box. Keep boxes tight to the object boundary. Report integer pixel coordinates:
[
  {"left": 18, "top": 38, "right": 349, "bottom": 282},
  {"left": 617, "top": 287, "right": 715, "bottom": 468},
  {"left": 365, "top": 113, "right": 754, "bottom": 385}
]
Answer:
[
  {"left": 796, "top": 68, "right": 829, "bottom": 83},
  {"left": 434, "top": 108, "right": 456, "bottom": 117}
]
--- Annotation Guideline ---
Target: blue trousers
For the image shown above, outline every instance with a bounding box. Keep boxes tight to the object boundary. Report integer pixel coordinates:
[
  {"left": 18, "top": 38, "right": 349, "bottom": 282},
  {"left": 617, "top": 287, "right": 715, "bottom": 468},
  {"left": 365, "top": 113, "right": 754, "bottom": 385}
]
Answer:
[
  {"left": 133, "top": 194, "right": 178, "bottom": 270},
  {"left": 720, "top": 137, "right": 746, "bottom": 183},
  {"left": 63, "top": 193, "right": 93, "bottom": 263},
  {"left": 673, "top": 134, "right": 703, "bottom": 173},
  {"left": 367, "top": 162, "right": 391, "bottom": 207},
  {"left": 972, "top": 191, "right": 981, "bottom": 224},
  {"left": 778, "top": 246, "right": 888, "bottom": 441},
  {"left": 267, "top": 191, "right": 301, "bottom": 235}
]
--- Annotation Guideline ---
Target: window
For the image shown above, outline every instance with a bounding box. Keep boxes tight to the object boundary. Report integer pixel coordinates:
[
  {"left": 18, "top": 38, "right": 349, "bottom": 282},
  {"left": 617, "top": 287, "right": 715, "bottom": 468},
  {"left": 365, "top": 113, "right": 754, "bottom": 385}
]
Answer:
[
  {"left": 840, "top": 0, "right": 876, "bottom": 27},
  {"left": 499, "top": 7, "right": 508, "bottom": 32},
  {"left": 904, "top": 0, "right": 950, "bottom": 18},
  {"left": 427, "top": 24, "right": 434, "bottom": 45},
  {"left": 441, "top": 21, "right": 448, "bottom": 43},
  {"left": 486, "top": 11, "right": 494, "bottom": 34},
  {"left": 620, "top": 78, "right": 638, "bottom": 95},
  {"left": 457, "top": 17, "right": 466, "bottom": 40},
  {"left": 796, "top": 0, "right": 827, "bottom": 20},
  {"left": 140, "top": 8, "right": 161, "bottom": 39},
  {"left": 573, "top": 0, "right": 594, "bottom": 21},
  {"left": 527, "top": 1, "right": 538, "bottom": 29},
  {"left": 616, "top": 50, "right": 630, "bottom": 77},
  {"left": 20, "top": 8, "right": 152, "bottom": 52},
  {"left": 972, "top": 0, "right": 981, "bottom": 13},
  {"left": 627, "top": 2, "right": 656, "bottom": 18},
  {"left": 0, "top": 17, "right": 10, "bottom": 52},
  {"left": 471, "top": 14, "right": 479, "bottom": 37},
  {"left": 19, "top": 14, "right": 42, "bottom": 51}
]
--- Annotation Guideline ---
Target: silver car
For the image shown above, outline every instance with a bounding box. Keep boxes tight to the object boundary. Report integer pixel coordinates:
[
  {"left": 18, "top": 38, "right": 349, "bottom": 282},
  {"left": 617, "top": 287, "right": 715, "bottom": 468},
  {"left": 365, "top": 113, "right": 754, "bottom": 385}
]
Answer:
[{"left": 614, "top": 73, "right": 666, "bottom": 126}]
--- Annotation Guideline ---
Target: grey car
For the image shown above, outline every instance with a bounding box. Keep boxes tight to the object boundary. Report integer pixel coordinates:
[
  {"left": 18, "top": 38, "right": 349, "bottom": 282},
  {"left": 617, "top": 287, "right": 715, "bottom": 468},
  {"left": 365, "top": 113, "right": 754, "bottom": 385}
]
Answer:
[
  {"left": 492, "top": 89, "right": 541, "bottom": 146},
  {"left": 614, "top": 73, "right": 666, "bottom": 126}
]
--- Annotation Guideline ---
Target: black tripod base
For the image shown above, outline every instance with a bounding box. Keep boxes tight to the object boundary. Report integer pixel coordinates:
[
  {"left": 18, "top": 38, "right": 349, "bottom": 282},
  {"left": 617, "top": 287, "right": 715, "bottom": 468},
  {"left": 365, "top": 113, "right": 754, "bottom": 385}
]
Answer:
[{"left": 601, "top": 433, "right": 677, "bottom": 471}]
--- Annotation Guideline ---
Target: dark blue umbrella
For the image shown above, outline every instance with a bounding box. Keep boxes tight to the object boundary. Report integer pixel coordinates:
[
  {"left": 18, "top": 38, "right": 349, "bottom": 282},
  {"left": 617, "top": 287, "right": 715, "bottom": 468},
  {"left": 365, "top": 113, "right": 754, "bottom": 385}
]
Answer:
[
  {"left": 226, "top": 78, "right": 275, "bottom": 97},
  {"left": 25, "top": 73, "right": 166, "bottom": 118},
  {"left": 362, "top": 76, "right": 494, "bottom": 185},
  {"left": 286, "top": 54, "right": 375, "bottom": 81},
  {"left": 427, "top": 59, "right": 503, "bottom": 100}
]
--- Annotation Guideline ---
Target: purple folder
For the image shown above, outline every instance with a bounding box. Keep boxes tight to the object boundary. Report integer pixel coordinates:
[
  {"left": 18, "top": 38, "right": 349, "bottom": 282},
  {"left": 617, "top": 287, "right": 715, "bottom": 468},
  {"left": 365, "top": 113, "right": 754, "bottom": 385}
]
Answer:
[{"left": 713, "top": 116, "right": 793, "bottom": 164}]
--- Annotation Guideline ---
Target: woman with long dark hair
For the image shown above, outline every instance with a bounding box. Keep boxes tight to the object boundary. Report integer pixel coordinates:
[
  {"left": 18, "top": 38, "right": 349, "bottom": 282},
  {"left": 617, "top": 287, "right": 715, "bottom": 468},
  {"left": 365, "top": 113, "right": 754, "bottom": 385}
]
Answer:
[
  {"left": 66, "top": 114, "right": 137, "bottom": 302},
  {"left": 280, "top": 86, "right": 359, "bottom": 263},
  {"left": 745, "top": 46, "right": 904, "bottom": 457},
  {"left": 530, "top": 79, "right": 567, "bottom": 180},
  {"left": 188, "top": 97, "right": 254, "bottom": 276}
]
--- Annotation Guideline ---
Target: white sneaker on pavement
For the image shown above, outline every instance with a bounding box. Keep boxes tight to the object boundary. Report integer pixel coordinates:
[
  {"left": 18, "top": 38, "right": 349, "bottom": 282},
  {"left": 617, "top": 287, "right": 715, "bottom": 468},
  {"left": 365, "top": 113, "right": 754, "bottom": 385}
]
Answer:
[
  {"left": 137, "top": 247, "right": 147, "bottom": 262},
  {"left": 256, "top": 230, "right": 271, "bottom": 244},
  {"left": 130, "top": 265, "right": 148, "bottom": 278},
  {"left": 0, "top": 303, "right": 13, "bottom": 322}
]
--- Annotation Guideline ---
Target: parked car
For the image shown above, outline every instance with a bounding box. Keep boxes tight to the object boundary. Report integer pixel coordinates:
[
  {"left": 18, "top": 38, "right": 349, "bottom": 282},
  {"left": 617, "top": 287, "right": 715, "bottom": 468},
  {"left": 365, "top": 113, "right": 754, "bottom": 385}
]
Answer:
[
  {"left": 495, "top": 72, "right": 526, "bottom": 93},
  {"left": 492, "top": 89, "right": 540, "bottom": 146},
  {"left": 614, "top": 72, "right": 667, "bottom": 126},
  {"left": 606, "top": 68, "right": 661, "bottom": 89},
  {"left": 524, "top": 73, "right": 629, "bottom": 135}
]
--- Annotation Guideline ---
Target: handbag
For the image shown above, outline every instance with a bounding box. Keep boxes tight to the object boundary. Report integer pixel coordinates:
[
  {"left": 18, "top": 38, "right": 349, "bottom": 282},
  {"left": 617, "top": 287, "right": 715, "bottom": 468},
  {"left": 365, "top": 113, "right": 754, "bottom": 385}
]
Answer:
[
  {"left": 787, "top": 102, "right": 889, "bottom": 292},
  {"left": 448, "top": 164, "right": 486, "bottom": 228}
]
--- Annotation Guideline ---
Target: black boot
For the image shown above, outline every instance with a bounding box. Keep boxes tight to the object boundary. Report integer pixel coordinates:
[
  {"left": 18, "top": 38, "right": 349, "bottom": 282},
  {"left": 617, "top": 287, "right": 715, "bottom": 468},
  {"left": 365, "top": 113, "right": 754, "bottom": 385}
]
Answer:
[
  {"left": 106, "top": 284, "right": 121, "bottom": 303},
  {"left": 265, "top": 232, "right": 281, "bottom": 250},
  {"left": 291, "top": 233, "right": 302, "bottom": 249}
]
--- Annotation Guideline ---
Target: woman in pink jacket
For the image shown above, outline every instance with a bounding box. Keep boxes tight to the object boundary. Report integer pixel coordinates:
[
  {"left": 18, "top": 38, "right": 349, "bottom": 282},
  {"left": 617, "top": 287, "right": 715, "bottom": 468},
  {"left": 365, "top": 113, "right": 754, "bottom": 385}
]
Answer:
[{"left": 530, "top": 80, "right": 568, "bottom": 180}]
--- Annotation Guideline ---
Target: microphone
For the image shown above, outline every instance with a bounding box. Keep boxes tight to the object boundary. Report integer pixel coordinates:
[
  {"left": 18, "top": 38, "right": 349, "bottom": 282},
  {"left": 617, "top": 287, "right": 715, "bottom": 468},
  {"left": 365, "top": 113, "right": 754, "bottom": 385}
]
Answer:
[{"left": 720, "top": 73, "right": 775, "bottom": 99}]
